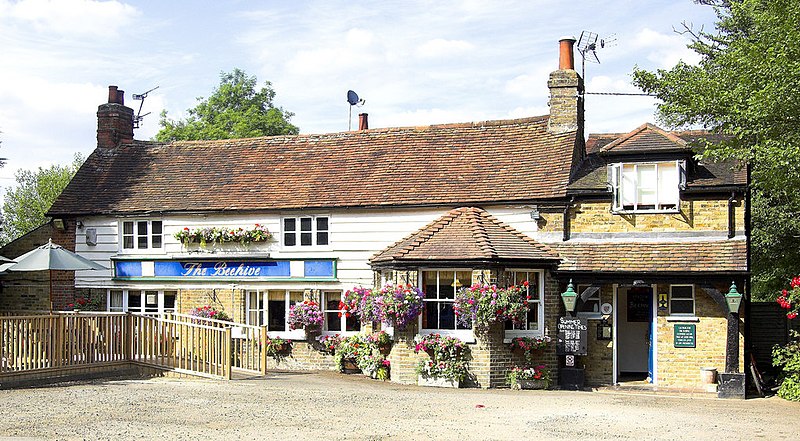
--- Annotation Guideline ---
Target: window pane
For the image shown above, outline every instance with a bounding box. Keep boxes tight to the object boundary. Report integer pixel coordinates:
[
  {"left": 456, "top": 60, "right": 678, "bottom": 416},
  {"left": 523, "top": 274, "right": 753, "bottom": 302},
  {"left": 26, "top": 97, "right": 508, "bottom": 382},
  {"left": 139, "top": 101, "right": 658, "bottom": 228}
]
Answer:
[
  {"left": 527, "top": 303, "right": 539, "bottom": 330},
  {"left": 658, "top": 162, "right": 679, "bottom": 207},
  {"left": 128, "top": 291, "right": 142, "bottom": 310},
  {"left": 137, "top": 221, "right": 148, "bottom": 235},
  {"left": 671, "top": 286, "right": 693, "bottom": 299},
  {"left": 317, "top": 232, "right": 329, "bottom": 245},
  {"left": 439, "top": 271, "right": 455, "bottom": 299},
  {"left": 151, "top": 221, "right": 162, "bottom": 234},
  {"left": 152, "top": 235, "right": 162, "bottom": 249},
  {"left": 637, "top": 164, "right": 657, "bottom": 207},
  {"left": 284, "top": 232, "right": 296, "bottom": 246},
  {"left": 137, "top": 236, "right": 148, "bottom": 249},
  {"left": 423, "top": 271, "right": 437, "bottom": 299},
  {"left": 123, "top": 221, "right": 133, "bottom": 235},
  {"left": 110, "top": 290, "right": 124, "bottom": 311},
  {"left": 300, "top": 217, "right": 312, "bottom": 231},
  {"left": 300, "top": 232, "right": 312, "bottom": 246},
  {"left": 267, "top": 290, "right": 286, "bottom": 331},
  {"left": 144, "top": 291, "right": 158, "bottom": 313},
  {"left": 439, "top": 303, "right": 455, "bottom": 329},
  {"left": 163, "top": 291, "right": 176, "bottom": 311},
  {"left": 424, "top": 302, "right": 438, "bottom": 329},
  {"left": 671, "top": 299, "right": 694, "bottom": 314},
  {"left": 316, "top": 217, "right": 328, "bottom": 231},
  {"left": 284, "top": 218, "right": 296, "bottom": 231},
  {"left": 455, "top": 271, "right": 471, "bottom": 290},
  {"left": 123, "top": 236, "right": 134, "bottom": 249},
  {"left": 621, "top": 164, "right": 636, "bottom": 208},
  {"left": 345, "top": 314, "right": 360, "bottom": 332}
]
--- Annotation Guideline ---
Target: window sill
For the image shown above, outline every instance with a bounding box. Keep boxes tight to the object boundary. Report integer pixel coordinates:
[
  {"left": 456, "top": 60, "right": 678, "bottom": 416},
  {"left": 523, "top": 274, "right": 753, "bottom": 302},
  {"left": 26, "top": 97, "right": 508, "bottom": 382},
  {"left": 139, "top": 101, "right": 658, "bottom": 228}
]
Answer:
[
  {"left": 419, "top": 329, "right": 476, "bottom": 343},
  {"left": 503, "top": 330, "right": 544, "bottom": 341},
  {"left": 611, "top": 209, "right": 681, "bottom": 215},
  {"left": 665, "top": 315, "right": 699, "bottom": 322}
]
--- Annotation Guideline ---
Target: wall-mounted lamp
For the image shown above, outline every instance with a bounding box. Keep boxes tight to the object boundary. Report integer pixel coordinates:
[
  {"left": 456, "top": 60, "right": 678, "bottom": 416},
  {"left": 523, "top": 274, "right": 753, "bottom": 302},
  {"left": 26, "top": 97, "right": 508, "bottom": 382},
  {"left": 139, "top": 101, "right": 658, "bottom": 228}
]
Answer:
[
  {"left": 76, "top": 221, "right": 84, "bottom": 230},
  {"left": 561, "top": 279, "right": 578, "bottom": 313},
  {"left": 632, "top": 279, "right": 649, "bottom": 288},
  {"left": 725, "top": 281, "right": 743, "bottom": 314}
]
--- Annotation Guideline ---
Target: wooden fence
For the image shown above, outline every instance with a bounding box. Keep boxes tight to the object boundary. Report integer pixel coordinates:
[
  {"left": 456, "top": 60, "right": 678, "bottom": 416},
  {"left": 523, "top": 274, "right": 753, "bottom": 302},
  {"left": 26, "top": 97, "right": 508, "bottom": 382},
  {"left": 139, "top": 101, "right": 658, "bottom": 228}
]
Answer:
[
  {"left": 1, "top": 312, "right": 268, "bottom": 382},
  {"left": 750, "top": 302, "right": 800, "bottom": 374}
]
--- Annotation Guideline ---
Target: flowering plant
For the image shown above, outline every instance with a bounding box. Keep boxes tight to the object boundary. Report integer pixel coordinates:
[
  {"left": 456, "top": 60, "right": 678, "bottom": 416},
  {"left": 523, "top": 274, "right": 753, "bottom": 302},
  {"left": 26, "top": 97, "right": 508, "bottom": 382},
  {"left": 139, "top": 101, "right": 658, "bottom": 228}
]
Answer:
[
  {"left": 316, "top": 334, "right": 343, "bottom": 354},
  {"left": 340, "top": 287, "right": 371, "bottom": 322},
  {"left": 334, "top": 333, "right": 390, "bottom": 379},
  {"left": 264, "top": 337, "right": 292, "bottom": 356},
  {"left": 368, "top": 330, "right": 392, "bottom": 350},
  {"left": 414, "top": 334, "right": 470, "bottom": 382},
  {"left": 374, "top": 284, "right": 425, "bottom": 330},
  {"left": 453, "top": 283, "right": 530, "bottom": 331},
  {"left": 509, "top": 336, "right": 551, "bottom": 352},
  {"left": 174, "top": 224, "right": 273, "bottom": 246},
  {"left": 190, "top": 305, "right": 232, "bottom": 322},
  {"left": 67, "top": 296, "right": 101, "bottom": 311},
  {"left": 506, "top": 364, "right": 551, "bottom": 389},
  {"left": 777, "top": 277, "right": 800, "bottom": 320},
  {"left": 287, "top": 300, "right": 324, "bottom": 330}
]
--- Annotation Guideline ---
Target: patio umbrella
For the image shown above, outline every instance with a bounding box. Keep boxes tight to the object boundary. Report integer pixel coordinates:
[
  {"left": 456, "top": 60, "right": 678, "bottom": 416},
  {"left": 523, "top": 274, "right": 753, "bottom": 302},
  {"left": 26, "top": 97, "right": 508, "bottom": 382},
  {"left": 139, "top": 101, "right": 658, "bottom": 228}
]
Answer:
[{"left": 6, "top": 239, "right": 107, "bottom": 312}]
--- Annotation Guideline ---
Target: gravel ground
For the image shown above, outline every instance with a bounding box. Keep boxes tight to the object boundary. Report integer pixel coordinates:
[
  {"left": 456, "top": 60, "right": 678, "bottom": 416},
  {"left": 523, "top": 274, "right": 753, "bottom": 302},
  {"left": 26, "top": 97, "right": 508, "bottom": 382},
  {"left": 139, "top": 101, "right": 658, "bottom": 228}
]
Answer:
[{"left": 0, "top": 371, "right": 797, "bottom": 440}]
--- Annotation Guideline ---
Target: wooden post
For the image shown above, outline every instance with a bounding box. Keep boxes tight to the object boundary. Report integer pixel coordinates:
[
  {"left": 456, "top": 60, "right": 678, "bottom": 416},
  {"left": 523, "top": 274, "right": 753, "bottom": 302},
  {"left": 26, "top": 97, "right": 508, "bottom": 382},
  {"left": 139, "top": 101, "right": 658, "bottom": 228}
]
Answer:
[
  {"left": 260, "top": 326, "right": 268, "bottom": 375},
  {"left": 224, "top": 327, "right": 232, "bottom": 380},
  {"left": 125, "top": 313, "right": 133, "bottom": 362}
]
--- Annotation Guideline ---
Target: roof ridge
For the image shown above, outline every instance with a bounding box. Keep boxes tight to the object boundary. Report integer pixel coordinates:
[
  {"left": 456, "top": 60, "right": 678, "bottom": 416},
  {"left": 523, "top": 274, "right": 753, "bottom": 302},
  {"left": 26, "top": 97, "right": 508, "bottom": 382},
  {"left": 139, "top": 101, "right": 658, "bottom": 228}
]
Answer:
[
  {"left": 471, "top": 209, "right": 497, "bottom": 259},
  {"left": 600, "top": 122, "right": 688, "bottom": 153}
]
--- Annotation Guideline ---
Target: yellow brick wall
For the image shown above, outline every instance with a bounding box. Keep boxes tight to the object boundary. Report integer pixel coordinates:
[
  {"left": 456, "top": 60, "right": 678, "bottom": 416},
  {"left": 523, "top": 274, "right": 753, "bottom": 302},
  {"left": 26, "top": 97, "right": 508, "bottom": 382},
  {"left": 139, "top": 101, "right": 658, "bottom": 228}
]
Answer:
[
  {"left": 570, "top": 199, "right": 743, "bottom": 234},
  {"left": 581, "top": 285, "right": 614, "bottom": 385}
]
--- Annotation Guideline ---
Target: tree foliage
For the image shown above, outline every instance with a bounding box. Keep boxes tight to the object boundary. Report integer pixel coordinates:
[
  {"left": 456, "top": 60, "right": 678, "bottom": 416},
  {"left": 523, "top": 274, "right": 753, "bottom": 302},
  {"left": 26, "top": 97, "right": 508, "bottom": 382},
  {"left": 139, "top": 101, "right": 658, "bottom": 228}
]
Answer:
[
  {"left": 631, "top": 0, "right": 800, "bottom": 299},
  {"left": 1, "top": 153, "right": 85, "bottom": 245},
  {"left": 155, "top": 68, "right": 299, "bottom": 141}
]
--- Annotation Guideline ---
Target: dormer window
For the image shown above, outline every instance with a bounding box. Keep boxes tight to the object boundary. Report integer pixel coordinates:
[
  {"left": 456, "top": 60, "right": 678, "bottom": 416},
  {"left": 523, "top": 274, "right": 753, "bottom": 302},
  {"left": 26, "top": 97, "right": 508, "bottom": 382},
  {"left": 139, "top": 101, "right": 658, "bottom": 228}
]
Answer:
[{"left": 610, "top": 161, "right": 685, "bottom": 213}]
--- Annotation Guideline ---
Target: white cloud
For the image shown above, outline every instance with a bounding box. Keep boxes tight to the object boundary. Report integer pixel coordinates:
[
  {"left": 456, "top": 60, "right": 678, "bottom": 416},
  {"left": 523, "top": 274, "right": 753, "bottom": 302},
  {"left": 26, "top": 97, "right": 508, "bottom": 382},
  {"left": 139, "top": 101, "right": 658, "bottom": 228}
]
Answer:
[
  {"left": 631, "top": 28, "right": 701, "bottom": 68},
  {"left": 1, "top": 0, "right": 140, "bottom": 37},
  {"left": 416, "top": 39, "right": 474, "bottom": 59}
]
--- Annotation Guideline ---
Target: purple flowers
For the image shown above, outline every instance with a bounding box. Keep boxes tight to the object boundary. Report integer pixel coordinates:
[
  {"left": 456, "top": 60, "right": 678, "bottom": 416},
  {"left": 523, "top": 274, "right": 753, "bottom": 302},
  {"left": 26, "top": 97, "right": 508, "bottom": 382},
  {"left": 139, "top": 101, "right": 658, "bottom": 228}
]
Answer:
[
  {"left": 287, "top": 300, "right": 324, "bottom": 330},
  {"left": 344, "top": 284, "right": 425, "bottom": 330}
]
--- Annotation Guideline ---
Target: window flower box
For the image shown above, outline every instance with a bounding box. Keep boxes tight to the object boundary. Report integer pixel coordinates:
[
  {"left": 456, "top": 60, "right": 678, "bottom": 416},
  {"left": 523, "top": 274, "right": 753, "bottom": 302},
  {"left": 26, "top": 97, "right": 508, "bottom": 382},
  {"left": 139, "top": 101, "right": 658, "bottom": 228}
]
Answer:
[
  {"left": 513, "top": 379, "right": 549, "bottom": 390},
  {"left": 418, "top": 374, "right": 459, "bottom": 388}
]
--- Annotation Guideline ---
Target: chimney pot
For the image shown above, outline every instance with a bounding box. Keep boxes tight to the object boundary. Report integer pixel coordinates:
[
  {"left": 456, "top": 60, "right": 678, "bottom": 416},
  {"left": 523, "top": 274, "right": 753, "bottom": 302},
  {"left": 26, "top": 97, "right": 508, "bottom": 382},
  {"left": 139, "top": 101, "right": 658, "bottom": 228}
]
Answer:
[
  {"left": 108, "top": 85, "right": 118, "bottom": 104},
  {"left": 117, "top": 90, "right": 125, "bottom": 105},
  {"left": 358, "top": 113, "right": 369, "bottom": 130},
  {"left": 558, "top": 36, "right": 577, "bottom": 70}
]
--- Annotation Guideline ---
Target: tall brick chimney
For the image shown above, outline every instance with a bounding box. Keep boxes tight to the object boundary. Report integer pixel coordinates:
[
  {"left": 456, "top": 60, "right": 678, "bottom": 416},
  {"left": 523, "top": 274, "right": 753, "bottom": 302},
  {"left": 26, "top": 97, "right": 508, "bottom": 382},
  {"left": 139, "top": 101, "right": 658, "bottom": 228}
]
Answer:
[
  {"left": 97, "top": 85, "right": 134, "bottom": 149},
  {"left": 547, "top": 37, "right": 584, "bottom": 135}
]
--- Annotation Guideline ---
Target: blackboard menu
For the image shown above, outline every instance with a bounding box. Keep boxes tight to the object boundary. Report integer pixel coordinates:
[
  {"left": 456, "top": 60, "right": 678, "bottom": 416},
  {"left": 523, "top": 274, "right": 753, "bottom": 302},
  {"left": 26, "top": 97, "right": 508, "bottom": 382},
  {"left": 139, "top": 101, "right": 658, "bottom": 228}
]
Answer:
[
  {"left": 627, "top": 289, "right": 651, "bottom": 322},
  {"left": 674, "top": 324, "right": 696, "bottom": 348},
  {"left": 556, "top": 316, "right": 588, "bottom": 356}
]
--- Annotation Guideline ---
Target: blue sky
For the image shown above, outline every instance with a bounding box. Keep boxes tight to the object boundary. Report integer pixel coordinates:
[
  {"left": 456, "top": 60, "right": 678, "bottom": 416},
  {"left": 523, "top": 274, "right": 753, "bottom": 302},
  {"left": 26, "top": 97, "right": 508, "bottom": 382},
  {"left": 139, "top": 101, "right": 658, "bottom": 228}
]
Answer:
[{"left": 0, "top": 0, "right": 718, "bottom": 196}]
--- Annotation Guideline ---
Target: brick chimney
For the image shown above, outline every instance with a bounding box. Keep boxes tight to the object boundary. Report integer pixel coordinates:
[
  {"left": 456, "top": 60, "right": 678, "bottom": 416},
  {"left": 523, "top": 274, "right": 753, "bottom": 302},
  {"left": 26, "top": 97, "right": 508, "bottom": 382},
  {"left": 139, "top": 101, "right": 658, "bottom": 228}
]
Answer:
[
  {"left": 547, "top": 37, "right": 584, "bottom": 135},
  {"left": 358, "top": 113, "right": 369, "bottom": 130},
  {"left": 97, "top": 85, "right": 134, "bottom": 149}
]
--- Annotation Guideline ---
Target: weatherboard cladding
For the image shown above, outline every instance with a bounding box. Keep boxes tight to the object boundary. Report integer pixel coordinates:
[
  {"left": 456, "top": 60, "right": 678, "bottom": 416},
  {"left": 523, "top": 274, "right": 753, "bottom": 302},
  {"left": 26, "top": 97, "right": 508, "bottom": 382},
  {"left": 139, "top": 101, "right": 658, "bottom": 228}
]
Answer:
[
  {"left": 48, "top": 116, "right": 578, "bottom": 216},
  {"left": 370, "top": 207, "right": 559, "bottom": 264}
]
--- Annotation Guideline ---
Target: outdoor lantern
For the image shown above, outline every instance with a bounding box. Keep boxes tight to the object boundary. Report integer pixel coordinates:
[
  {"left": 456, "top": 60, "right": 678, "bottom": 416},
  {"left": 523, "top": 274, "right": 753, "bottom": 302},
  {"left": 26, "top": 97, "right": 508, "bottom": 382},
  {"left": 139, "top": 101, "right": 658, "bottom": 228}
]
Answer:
[
  {"left": 725, "top": 281, "right": 743, "bottom": 314},
  {"left": 561, "top": 279, "right": 578, "bottom": 313}
]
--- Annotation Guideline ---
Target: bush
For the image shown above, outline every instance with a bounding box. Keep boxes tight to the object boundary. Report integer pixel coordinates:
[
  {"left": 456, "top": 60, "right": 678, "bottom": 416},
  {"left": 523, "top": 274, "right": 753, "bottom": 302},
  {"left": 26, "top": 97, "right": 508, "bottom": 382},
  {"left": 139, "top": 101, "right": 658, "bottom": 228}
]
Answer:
[{"left": 773, "top": 330, "right": 800, "bottom": 401}]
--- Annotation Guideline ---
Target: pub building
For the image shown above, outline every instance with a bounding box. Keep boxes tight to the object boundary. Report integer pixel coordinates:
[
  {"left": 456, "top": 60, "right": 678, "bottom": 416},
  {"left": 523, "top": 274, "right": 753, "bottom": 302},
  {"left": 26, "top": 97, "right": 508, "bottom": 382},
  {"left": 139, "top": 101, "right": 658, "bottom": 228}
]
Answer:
[{"left": 30, "top": 38, "right": 748, "bottom": 393}]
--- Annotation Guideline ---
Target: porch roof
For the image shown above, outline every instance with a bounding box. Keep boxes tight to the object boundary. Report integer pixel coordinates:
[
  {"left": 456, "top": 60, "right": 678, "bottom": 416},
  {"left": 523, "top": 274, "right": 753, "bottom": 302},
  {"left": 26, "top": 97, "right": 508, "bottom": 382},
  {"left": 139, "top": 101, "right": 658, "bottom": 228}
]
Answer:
[{"left": 369, "top": 207, "right": 559, "bottom": 266}]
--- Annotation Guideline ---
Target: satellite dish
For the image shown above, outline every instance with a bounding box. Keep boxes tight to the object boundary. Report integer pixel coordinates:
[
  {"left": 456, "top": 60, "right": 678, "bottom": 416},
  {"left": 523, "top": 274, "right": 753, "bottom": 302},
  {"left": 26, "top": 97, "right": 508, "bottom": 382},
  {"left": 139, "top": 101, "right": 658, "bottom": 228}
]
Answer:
[{"left": 347, "top": 90, "right": 364, "bottom": 106}]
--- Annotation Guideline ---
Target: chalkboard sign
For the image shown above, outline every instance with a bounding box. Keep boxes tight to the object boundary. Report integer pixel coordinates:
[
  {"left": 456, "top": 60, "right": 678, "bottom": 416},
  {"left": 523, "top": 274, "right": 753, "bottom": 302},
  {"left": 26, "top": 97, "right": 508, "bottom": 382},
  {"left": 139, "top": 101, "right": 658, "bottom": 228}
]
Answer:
[
  {"left": 557, "top": 316, "right": 588, "bottom": 356},
  {"left": 627, "top": 289, "right": 651, "bottom": 322},
  {"left": 674, "top": 324, "right": 696, "bottom": 348}
]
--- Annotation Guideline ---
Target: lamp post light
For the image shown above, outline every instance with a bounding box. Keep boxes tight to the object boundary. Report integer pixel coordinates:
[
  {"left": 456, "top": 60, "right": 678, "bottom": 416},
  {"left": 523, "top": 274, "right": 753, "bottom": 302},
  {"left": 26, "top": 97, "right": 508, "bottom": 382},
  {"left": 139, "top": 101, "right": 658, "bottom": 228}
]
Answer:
[
  {"left": 725, "top": 281, "right": 743, "bottom": 314},
  {"left": 561, "top": 280, "right": 578, "bottom": 316}
]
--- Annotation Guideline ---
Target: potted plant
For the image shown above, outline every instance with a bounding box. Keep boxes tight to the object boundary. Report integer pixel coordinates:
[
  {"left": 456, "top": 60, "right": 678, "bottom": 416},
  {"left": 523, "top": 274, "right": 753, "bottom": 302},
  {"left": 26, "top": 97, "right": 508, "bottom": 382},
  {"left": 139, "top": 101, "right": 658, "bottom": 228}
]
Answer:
[
  {"left": 315, "top": 334, "right": 343, "bottom": 355},
  {"left": 67, "top": 296, "right": 101, "bottom": 312},
  {"left": 334, "top": 333, "right": 390, "bottom": 379},
  {"left": 190, "top": 305, "right": 232, "bottom": 323},
  {"left": 414, "top": 334, "right": 470, "bottom": 388},
  {"left": 374, "top": 283, "right": 424, "bottom": 330},
  {"left": 264, "top": 337, "right": 293, "bottom": 357},
  {"left": 506, "top": 364, "right": 551, "bottom": 390},
  {"left": 174, "top": 224, "right": 273, "bottom": 247},
  {"left": 453, "top": 283, "right": 529, "bottom": 332},
  {"left": 508, "top": 336, "right": 551, "bottom": 362},
  {"left": 287, "top": 300, "right": 324, "bottom": 332}
]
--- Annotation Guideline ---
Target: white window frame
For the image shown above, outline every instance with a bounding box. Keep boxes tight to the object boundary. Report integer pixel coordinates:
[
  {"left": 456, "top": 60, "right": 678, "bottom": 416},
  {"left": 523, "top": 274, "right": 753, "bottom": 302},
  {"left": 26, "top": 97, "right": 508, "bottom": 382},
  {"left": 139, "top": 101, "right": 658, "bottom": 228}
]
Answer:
[
  {"left": 503, "top": 269, "right": 546, "bottom": 339},
  {"left": 321, "top": 290, "right": 360, "bottom": 335},
  {"left": 120, "top": 220, "right": 164, "bottom": 252},
  {"left": 245, "top": 289, "right": 305, "bottom": 340},
  {"left": 610, "top": 160, "right": 684, "bottom": 213},
  {"left": 576, "top": 284, "right": 602, "bottom": 319},
  {"left": 281, "top": 215, "right": 330, "bottom": 248},
  {"left": 106, "top": 289, "right": 176, "bottom": 314},
  {"left": 419, "top": 269, "right": 474, "bottom": 341},
  {"left": 669, "top": 284, "right": 695, "bottom": 317}
]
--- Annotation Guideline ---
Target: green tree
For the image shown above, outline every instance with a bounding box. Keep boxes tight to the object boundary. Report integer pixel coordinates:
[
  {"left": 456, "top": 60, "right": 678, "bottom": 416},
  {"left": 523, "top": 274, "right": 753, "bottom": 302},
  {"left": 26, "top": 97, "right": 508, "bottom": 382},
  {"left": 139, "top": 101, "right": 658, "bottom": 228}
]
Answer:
[
  {"left": 631, "top": 0, "right": 800, "bottom": 300},
  {"left": 1, "top": 153, "right": 84, "bottom": 245},
  {"left": 155, "top": 68, "right": 299, "bottom": 141}
]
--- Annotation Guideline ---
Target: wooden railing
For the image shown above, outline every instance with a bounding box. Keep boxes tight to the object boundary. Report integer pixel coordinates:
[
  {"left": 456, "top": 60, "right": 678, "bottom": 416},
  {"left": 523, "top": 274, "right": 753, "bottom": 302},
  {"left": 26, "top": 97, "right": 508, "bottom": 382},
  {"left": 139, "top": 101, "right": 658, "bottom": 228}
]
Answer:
[
  {"left": 1, "top": 313, "right": 128, "bottom": 373},
  {"left": 0, "top": 312, "right": 269, "bottom": 381}
]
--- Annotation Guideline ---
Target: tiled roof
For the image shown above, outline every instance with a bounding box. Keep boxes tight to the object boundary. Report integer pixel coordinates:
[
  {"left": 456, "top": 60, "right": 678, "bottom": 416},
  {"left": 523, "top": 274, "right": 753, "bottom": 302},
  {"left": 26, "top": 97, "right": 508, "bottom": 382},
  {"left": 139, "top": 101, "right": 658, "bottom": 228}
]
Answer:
[
  {"left": 570, "top": 125, "right": 746, "bottom": 192},
  {"left": 553, "top": 239, "right": 747, "bottom": 273},
  {"left": 48, "top": 116, "right": 578, "bottom": 216},
  {"left": 599, "top": 123, "right": 689, "bottom": 154},
  {"left": 370, "top": 207, "right": 559, "bottom": 265}
]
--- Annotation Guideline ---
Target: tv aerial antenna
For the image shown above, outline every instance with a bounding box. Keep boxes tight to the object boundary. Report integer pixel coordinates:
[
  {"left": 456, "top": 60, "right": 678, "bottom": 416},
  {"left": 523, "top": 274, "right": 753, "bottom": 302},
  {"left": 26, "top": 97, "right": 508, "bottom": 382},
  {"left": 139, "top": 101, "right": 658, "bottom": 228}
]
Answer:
[
  {"left": 132, "top": 86, "right": 160, "bottom": 129},
  {"left": 576, "top": 31, "right": 616, "bottom": 79},
  {"left": 347, "top": 90, "right": 365, "bottom": 131}
]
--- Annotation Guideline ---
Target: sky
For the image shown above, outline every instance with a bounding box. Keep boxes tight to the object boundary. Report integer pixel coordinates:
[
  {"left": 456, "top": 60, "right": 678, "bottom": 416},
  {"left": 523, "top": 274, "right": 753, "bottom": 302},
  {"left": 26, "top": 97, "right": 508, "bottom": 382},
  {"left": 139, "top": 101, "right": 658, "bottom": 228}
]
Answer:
[{"left": 0, "top": 0, "right": 719, "bottom": 199}]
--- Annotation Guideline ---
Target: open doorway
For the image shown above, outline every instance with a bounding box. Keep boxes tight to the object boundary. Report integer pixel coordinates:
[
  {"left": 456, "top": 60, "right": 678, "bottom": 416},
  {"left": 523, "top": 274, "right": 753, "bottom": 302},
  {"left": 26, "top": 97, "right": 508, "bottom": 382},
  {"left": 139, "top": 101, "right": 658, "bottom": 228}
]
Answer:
[{"left": 615, "top": 285, "right": 653, "bottom": 383}]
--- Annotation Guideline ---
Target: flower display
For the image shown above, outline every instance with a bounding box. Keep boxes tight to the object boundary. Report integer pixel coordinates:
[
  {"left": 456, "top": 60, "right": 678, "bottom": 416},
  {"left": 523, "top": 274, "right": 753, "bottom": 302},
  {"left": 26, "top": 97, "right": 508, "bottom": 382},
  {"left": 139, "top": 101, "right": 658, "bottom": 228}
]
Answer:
[
  {"left": 174, "top": 224, "right": 273, "bottom": 246},
  {"left": 67, "top": 296, "right": 101, "bottom": 311},
  {"left": 453, "top": 283, "right": 530, "bottom": 331},
  {"left": 374, "top": 284, "right": 425, "bottom": 330},
  {"left": 414, "top": 334, "right": 470, "bottom": 382},
  {"left": 777, "top": 277, "right": 800, "bottom": 320},
  {"left": 190, "top": 305, "right": 232, "bottom": 322},
  {"left": 509, "top": 336, "right": 551, "bottom": 352},
  {"left": 316, "top": 334, "right": 343, "bottom": 354},
  {"left": 340, "top": 287, "right": 370, "bottom": 321},
  {"left": 506, "top": 364, "right": 551, "bottom": 390},
  {"left": 287, "top": 300, "right": 324, "bottom": 330},
  {"left": 334, "top": 333, "right": 391, "bottom": 379},
  {"left": 264, "top": 337, "right": 292, "bottom": 356}
]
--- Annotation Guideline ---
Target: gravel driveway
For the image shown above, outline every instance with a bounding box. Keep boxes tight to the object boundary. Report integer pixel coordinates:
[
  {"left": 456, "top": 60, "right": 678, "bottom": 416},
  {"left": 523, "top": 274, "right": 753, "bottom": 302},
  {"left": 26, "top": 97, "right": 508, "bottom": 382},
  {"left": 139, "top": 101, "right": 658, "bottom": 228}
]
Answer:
[{"left": 0, "top": 371, "right": 796, "bottom": 440}]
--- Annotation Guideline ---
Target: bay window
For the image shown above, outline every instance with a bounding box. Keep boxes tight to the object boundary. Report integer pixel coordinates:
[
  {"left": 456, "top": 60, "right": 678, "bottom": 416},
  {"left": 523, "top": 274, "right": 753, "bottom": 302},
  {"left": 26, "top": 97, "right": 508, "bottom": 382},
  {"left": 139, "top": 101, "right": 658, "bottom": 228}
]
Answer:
[
  {"left": 421, "top": 270, "right": 472, "bottom": 333},
  {"left": 504, "top": 270, "right": 545, "bottom": 336}
]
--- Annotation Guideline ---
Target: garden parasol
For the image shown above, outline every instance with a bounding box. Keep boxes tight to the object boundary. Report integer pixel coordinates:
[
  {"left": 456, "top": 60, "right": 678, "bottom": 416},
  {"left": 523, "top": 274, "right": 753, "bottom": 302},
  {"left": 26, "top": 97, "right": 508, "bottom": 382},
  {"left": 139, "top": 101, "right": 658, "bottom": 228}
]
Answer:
[{"left": 6, "top": 239, "right": 107, "bottom": 312}]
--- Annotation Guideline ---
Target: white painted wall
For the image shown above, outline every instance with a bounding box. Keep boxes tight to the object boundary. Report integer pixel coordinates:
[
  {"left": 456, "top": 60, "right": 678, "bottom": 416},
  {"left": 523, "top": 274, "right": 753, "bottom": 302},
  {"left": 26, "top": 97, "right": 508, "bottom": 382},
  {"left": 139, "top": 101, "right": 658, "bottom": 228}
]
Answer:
[{"left": 73, "top": 204, "right": 541, "bottom": 290}]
